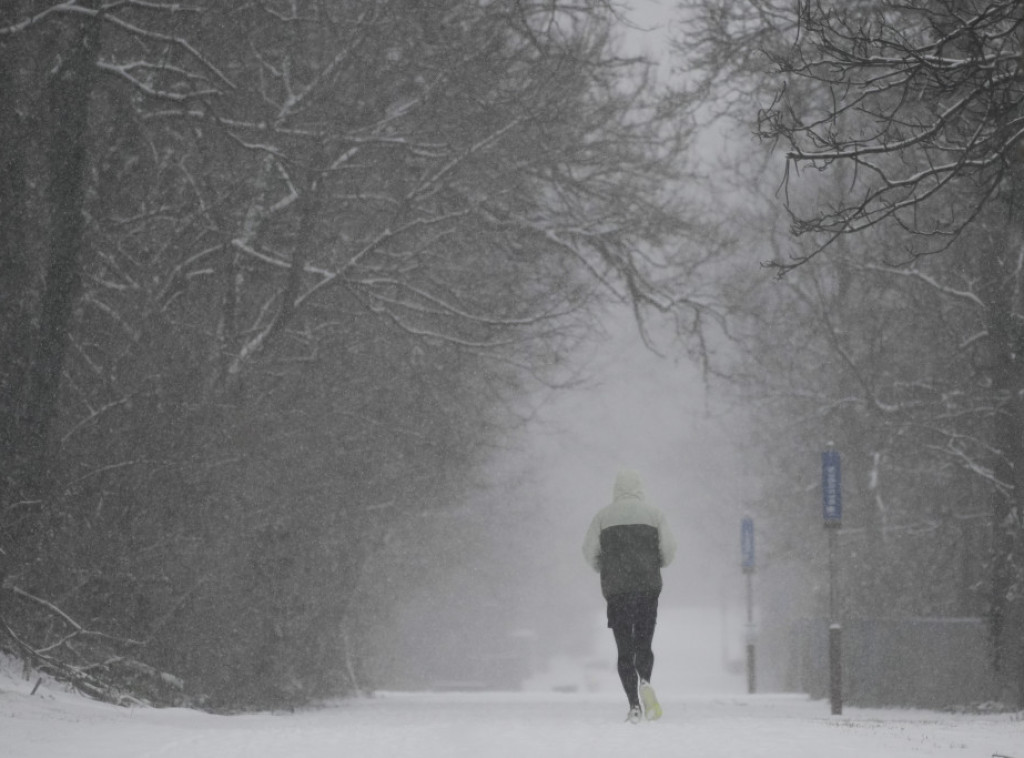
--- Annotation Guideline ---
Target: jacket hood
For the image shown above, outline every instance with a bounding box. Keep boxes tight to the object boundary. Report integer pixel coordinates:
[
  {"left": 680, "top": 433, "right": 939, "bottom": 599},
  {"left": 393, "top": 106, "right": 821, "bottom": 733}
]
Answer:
[{"left": 612, "top": 468, "right": 646, "bottom": 505}]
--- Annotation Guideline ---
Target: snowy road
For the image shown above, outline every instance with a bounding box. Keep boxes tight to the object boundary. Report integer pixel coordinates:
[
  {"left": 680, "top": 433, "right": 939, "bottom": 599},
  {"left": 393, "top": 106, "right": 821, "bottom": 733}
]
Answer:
[
  {"left": 3, "top": 607, "right": 1021, "bottom": 758},
  {"left": 4, "top": 687, "right": 1021, "bottom": 758}
]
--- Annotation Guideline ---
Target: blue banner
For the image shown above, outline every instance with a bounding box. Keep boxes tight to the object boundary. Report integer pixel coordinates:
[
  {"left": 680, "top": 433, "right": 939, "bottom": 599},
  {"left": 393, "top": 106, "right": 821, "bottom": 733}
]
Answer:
[
  {"left": 822, "top": 450, "right": 842, "bottom": 526},
  {"left": 741, "top": 517, "right": 754, "bottom": 572}
]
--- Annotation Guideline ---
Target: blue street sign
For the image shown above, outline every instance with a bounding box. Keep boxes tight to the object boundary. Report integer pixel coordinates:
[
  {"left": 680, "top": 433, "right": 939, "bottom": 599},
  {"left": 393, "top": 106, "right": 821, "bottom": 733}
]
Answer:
[
  {"left": 822, "top": 450, "right": 842, "bottom": 526},
  {"left": 741, "top": 517, "right": 755, "bottom": 572}
]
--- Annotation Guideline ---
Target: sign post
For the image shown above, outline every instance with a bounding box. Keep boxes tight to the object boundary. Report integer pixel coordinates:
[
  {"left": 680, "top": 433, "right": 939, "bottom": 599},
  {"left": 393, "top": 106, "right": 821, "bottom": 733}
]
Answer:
[
  {"left": 741, "top": 516, "right": 756, "bottom": 694},
  {"left": 821, "top": 447, "right": 842, "bottom": 715}
]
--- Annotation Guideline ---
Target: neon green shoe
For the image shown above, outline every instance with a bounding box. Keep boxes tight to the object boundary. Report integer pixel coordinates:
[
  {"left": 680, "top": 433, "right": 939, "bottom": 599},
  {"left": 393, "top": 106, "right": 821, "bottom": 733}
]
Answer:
[{"left": 639, "top": 680, "right": 662, "bottom": 721}]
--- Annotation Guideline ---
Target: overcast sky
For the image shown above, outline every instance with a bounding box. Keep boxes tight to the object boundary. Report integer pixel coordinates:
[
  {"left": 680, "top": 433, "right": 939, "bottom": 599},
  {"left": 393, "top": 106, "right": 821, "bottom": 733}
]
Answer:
[{"left": 620, "top": 0, "right": 675, "bottom": 62}]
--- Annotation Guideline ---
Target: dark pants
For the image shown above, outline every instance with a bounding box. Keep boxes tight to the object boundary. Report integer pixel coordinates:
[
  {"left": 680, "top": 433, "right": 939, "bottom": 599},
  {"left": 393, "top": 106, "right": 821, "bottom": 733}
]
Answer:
[{"left": 607, "top": 591, "right": 659, "bottom": 707}]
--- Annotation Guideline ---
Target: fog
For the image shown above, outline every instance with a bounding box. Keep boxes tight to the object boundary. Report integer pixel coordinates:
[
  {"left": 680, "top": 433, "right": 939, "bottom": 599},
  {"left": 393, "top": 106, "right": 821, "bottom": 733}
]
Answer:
[
  {"left": 509, "top": 1, "right": 753, "bottom": 670},
  {"left": 4, "top": 0, "right": 1020, "bottom": 714},
  {"left": 526, "top": 319, "right": 750, "bottom": 608},
  {"left": 368, "top": 310, "right": 756, "bottom": 693},
  {"left": 517, "top": 317, "right": 754, "bottom": 683},
  {"left": 346, "top": 0, "right": 757, "bottom": 701}
]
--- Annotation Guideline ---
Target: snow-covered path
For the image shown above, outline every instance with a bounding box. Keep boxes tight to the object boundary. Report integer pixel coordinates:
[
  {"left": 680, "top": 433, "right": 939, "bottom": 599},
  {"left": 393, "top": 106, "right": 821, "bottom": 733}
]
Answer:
[
  {"left": 4, "top": 608, "right": 1021, "bottom": 757},
  {"left": 4, "top": 686, "right": 1021, "bottom": 758}
]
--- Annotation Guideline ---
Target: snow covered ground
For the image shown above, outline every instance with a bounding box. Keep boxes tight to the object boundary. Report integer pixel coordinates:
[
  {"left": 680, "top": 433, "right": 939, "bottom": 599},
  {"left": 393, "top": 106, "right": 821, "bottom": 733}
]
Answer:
[
  {"left": 3, "top": 606, "right": 1021, "bottom": 758},
  {"left": 4, "top": 680, "right": 1021, "bottom": 758}
]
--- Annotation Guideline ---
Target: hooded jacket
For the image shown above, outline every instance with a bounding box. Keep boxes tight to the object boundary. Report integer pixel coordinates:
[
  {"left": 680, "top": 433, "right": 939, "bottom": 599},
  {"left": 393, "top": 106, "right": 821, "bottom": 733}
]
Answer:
[{"left": 582, "top": 469, "right": 677, "bottom": 599}]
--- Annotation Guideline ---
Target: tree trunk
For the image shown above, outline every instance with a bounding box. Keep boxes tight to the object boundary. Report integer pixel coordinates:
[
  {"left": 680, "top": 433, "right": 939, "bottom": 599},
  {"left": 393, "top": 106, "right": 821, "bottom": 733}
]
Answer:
[
  {"left": 17, "top": 8, "right": 101, "bottom": 510},
  {"left": 0, "top": 3, "right": 36, "bottom": 549},
  {"left": 978, "top": 243, "right": 1024, "bottom": 706}
]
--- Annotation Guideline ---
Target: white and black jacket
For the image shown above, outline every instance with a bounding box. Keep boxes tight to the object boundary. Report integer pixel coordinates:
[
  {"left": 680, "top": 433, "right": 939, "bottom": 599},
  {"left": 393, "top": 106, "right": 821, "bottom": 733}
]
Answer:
[{"left": 582, "top": 469, "right": 677, "bottom": 600}]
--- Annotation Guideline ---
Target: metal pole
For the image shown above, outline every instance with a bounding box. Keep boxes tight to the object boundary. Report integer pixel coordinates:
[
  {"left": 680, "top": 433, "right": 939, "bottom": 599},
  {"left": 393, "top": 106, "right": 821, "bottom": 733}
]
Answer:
[
  {"left": 741, "top": 516, "right": 756, "bottom": 694},
  {"left": 822, "top": 447, "right": 843, "bottom": 716},
  {"left": 829, "top": 624, "right": 842, "bottom": 715},
  {"left": 828, "top": 527, "right": 842, "bottom": 715},
  {"left": 746, "top": 570, "right": 756, "bottom": 694},
  {"left": 828, "top": 528, "right": 837, "bottom": 620}
]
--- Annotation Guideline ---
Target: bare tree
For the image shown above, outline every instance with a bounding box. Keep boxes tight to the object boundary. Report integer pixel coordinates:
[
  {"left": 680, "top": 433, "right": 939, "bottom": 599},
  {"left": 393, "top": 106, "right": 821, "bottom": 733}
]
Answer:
[
  {"left": 678, "top": 0, "right": 1024, "bottom": 703},
  {"left": 760, "top": 0, "right": 1023, "bottom": 267},
  {"left": 0, "top": 0, "right": 708, "bottom": 707}
]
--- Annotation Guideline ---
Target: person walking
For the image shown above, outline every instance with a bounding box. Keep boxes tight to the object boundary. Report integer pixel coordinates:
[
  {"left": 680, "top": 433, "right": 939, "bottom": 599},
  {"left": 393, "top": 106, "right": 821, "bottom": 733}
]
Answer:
[{"left": 582, "top": 468, "right": 676, "bottom": 723}]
